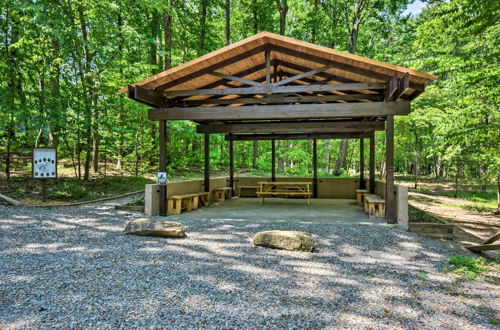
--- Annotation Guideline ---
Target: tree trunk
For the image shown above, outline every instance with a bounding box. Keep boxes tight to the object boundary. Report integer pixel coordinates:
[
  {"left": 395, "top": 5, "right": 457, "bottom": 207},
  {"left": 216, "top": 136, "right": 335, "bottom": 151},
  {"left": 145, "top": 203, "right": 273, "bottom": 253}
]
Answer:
[
  {"left": 199, "top": 0, "right": 208, "bottom": 54},
  {"left": 252, "top": 0, "right": 258, "bottom": 34},
  {"left": 276, "top": 0, "right": 288, "bottom": 35},
  {"left": 163, "top": 0, "right": 173, "bottom": 70},
  {"left": 496, "top": 175, "right": 500, "bottom": 214},
  {"left": 311, "top": 0, "right": 319, "bottom": 43},
  {"left": 334, "top": 139, "right": 348, "bottom": 175},
  {"left": 253, "top": 141, "right": 258, "bottom": 169},
  {"left": 225, "top": 0, "right": 231, "bottom": 45},
  {"left": 323, "top": 139, "right": 331, "bottom": 173},
  {"left": 454, "top": 160, "right": 460, "bottom": 198}
]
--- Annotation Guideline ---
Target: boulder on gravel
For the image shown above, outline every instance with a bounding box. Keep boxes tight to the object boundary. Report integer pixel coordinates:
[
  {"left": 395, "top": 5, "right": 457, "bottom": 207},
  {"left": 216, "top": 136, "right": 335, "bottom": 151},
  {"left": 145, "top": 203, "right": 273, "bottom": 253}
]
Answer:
[
  {"left": 124, "top": 218, "right": 185, "bottom": 238},
  {"left": 253, "top": 230, "right": 315, "bottom": 252}
]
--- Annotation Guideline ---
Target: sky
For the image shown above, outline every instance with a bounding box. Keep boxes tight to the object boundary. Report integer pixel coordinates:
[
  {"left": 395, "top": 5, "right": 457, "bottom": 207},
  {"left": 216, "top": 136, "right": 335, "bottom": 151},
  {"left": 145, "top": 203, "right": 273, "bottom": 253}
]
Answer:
[{"left": 403, "top": 0, "right": 427, "bottom": 16}]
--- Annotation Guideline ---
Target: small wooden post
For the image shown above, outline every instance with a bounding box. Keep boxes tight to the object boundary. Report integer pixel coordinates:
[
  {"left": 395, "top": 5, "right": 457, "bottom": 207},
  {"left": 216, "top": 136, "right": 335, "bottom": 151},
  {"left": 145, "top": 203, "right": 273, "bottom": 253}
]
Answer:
[
  {"left": 159, "top": 120, "right": 167, "bottom": 216},
  {"left": 204, "top": 133, "right": 210, "bottom": 193},
  {"left": 41, "top": 179, "right": 47, "bottom": 202},
  {"left": 360, "top": 138, "right": 365, "bottom": 189},
  {"left": 229, "top": 135, "right": 234, "bottom": 194},
  {"left": 271, "top": 140, "right": 276, "bottom": 181},
  {"left": 313, "top": 139, "right": 318, "bottom": 198},
  {"left": 369, "top": 135, "right": 375, "bottom": 194},
  {"left": 386, "top": 115, "right": 396, "bottom": 223}
]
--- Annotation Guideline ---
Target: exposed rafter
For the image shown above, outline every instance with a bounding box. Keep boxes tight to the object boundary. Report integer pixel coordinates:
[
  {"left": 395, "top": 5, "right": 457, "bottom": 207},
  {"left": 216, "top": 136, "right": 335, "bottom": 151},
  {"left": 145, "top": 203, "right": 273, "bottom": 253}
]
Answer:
[{"left": 225, "top": 132, "right": 374, "bottom": 141}]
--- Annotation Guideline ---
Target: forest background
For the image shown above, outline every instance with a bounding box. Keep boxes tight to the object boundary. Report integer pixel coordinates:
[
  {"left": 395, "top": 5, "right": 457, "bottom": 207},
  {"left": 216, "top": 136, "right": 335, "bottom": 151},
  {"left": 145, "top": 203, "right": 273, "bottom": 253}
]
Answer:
[{"left": 0, "top": 0, "right": 498, "bottom": 210}]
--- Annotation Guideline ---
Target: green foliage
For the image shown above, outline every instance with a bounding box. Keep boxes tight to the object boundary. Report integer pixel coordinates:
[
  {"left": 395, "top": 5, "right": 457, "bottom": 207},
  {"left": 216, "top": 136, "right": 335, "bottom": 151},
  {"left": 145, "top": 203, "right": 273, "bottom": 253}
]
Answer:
[
  {"left": 0, "top": 0, "right": 498, "bottom": 211},
  {"left": 446, "top": 256, "right": 489, "bottom": 280}
]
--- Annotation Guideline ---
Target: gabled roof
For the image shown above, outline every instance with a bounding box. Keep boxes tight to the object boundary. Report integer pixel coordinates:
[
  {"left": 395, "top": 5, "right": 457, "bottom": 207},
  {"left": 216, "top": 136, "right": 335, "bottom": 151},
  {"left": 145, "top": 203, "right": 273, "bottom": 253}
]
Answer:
[{"left": 121, "top": 31, "right": 437, "bottom": 101}]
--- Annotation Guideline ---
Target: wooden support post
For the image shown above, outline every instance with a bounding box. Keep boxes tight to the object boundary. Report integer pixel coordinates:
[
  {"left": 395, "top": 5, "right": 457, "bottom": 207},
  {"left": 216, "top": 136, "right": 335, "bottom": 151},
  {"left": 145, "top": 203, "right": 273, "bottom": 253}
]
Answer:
[
  {"left": 313, "top": 139, "right": 318, "bottom": 198},
  {"left": 204, "top": 133, "right": 210, "bottom": 193},
  {"left": 271, "top": 140, "right": 276, "bottom": 182},
  {"left": 369, "top": 135, "right": 375, "bottom": 194},
  {"left": 360, "top": 138, "right": 365, "bottom": 189},
  {"left": 229, "top": 135, "right": 234, "bottom": 194},
  {"left": 159, "top": 120, "right": 167, "bottom": 216},
  {"left": 265, "top": 47, "right": 271, "bottom": 85},
  {"left": 386, "top": 115, "right": 396, "bottom": 223}
]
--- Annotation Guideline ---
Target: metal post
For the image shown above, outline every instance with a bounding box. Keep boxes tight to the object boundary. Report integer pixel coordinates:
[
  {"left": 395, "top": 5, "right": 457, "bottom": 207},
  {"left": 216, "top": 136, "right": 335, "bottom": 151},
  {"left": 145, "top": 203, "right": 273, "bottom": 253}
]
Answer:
[
  {"left": 204, "top": 133, "right": 210, "bottom": 192},
  {"left": 229, "top": 135, "right": 234, "bottom": 194},
  {"left": 271, "top": 140, "right": 276, "bottom": 181},
  {"left": 369, "top": 134, "right": 375, "bottom": 194},
  {"left": 386, "top": 115, "right": 396, "bottom": 223},
  {"left": 313, "top": 139, "right": 318, "bottom": 198},
  {"left": 360, "top": 138, "right": 365, "bottom": 189},
  {"left": 159, "top": 120, "right": 167, "bottom": 216}
]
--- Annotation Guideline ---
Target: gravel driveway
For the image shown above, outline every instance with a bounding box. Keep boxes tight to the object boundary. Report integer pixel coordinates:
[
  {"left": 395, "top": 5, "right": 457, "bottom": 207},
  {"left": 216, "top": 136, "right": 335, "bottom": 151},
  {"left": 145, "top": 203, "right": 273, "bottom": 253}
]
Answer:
[{"left": 0, "top": 200, "right": 498, "bottom": 329}]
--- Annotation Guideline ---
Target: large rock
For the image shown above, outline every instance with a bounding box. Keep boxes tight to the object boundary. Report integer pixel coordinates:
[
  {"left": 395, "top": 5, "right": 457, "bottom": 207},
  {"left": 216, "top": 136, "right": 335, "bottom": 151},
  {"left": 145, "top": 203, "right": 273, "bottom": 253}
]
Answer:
[
  {"left": 124, "top": 218, "right": 185, "bottom": 238},
  {"left": 253, "top": 230, "right": 315, "bottom": 252}
]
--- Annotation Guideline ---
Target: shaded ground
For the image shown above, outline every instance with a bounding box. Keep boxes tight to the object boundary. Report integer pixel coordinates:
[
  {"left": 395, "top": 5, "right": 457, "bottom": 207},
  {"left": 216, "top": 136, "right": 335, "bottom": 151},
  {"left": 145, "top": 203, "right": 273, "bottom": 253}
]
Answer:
[
  {"left": 1, "top": 200, "right": 499, "bottom": 328},
  {"left": 167, "top": 198, "right": 385, "bottom": 226}
]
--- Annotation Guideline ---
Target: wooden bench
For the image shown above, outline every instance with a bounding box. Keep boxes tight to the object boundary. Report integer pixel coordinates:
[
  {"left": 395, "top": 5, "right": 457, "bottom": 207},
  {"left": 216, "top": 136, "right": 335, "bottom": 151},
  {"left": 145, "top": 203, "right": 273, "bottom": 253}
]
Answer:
[
  {"left": 238, "top": 185, "right": 259, "bottom": 197},
  {"left": 364, "top": 195, "right": 386, "bottom": 219},
  {"left": 214, "top": 187, "right": 232, "bottom": 202},
  {"left": 168, "top": 192, "right": 210, "bottom": 214},
  {"left": 356, "top": 189, "right": 369, "bottom": 205}
]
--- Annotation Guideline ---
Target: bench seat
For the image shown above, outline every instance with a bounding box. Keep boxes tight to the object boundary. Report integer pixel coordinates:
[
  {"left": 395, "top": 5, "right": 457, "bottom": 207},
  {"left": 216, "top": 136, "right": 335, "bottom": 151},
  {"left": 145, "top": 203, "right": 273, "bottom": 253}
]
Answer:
[
  {"left": 168, "top": 192, "right": 210, "bottom": 214},
  {"left": 355, "top": 189, "right": 369, "bottom": 205},
  {"left": 214, "top": 187, "right": 232, "bottom": 202},
  {"left": 364, "top": 195, "right": 386, "bottom": 219}
]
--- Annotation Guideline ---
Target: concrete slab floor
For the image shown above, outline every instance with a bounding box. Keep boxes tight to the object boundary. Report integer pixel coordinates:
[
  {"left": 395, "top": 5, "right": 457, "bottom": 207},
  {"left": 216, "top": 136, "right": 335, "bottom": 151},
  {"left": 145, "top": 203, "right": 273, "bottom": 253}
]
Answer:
[{"left": 166, "top": 198, "right": 387, "bottom": 225}]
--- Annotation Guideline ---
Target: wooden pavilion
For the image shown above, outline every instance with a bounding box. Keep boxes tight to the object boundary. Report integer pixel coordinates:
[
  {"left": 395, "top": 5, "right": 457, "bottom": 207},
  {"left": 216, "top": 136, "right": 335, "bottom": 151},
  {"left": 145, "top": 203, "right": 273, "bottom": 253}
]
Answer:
[{"left": 121, "top": 31, "right": 437, "bottom": 222}]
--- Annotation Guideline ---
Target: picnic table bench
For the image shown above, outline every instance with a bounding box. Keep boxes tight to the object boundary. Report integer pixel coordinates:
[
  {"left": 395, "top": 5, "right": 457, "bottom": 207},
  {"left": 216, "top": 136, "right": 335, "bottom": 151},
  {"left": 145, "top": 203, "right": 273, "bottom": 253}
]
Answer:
[
  {"left": 257, "top": 181, "right": 312, "bottom": 206},
  {"left": 214, "top": 187, "right": 233, "bottom": 202},
  {"left": 356, "top": 189, "right": 369, "bottom": 205},
  {"left": 363, "top": 194, "right": 386, "bottom": 219},
  {"left": 168, "top": 192, "right": 210, "bottom": 215}
]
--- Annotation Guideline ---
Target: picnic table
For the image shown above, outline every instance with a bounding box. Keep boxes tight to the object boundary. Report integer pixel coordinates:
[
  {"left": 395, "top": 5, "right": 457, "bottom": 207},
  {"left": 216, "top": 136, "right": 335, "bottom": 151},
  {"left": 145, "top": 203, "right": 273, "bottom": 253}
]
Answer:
[{"left": 257, "top": 181, "right": 312, "bottom": 206}]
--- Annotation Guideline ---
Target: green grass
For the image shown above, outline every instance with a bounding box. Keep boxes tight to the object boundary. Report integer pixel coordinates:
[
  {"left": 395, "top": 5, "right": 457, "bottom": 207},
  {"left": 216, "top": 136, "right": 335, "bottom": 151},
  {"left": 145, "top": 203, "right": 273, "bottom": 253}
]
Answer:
[
  {"left": 409, "top": 205, "right": 447, "bottom": 223},
  {"left": 445, "top": 256, "right": 491, "bottom": 280},
  {"left": 0, "top": 176, "right": 154, "bottom": 203}
]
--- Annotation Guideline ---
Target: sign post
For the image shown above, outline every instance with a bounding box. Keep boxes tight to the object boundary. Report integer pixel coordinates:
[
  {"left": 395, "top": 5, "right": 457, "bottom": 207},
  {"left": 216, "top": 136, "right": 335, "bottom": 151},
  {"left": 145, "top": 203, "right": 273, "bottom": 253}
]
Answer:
[
  {"left": 32, "top": 148, "right": 57, "bottom": 202},
  {"left": 157, "top": 171, "right": 167, "bottom": 216}
]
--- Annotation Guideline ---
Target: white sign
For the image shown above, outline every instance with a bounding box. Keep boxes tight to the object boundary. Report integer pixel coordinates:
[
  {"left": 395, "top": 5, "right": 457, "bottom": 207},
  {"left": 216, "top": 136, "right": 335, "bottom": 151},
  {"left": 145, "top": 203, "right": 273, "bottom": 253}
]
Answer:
[
  {"left": 157, "top": 172, "right": 167, "bottom": 184},
  {"left": 33, "top": 148, "right": 57, "bottom": 179}
]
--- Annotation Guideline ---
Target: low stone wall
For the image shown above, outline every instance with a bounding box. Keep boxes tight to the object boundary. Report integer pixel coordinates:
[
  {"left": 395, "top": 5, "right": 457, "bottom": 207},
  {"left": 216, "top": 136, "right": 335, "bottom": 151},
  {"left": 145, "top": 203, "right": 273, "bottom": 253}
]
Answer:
[{"left": 409, "top": 223, "right": 454, "bottom": 239}]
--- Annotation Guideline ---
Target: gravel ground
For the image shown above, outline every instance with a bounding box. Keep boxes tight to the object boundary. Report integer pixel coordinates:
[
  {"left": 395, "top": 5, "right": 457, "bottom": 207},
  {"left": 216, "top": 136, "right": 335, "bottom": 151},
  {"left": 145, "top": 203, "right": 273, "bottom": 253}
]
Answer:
[{"left": 1, "top": 199, "right": 499, "bottom": 329}]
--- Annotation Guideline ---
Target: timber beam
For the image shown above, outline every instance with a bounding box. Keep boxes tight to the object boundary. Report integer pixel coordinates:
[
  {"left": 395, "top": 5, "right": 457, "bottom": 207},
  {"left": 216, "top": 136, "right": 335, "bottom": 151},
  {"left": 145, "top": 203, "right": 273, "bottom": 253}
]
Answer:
[
  {"left": 181, "top": 94, "right": 380, "bottom": 106},
  {"left": 225, "top": 132, "right": 374, "bottom": 141},
  {"left": 196, "top": 120, "right": 385, "bottom": 134},
  {"left": 128, "top": 85, "right": 166, "bottom": 108},
  {"left": 269, "top": 44, "right": 425, "bottom": 91},
  {"left": 163, "top": 82, "right": 386, "bottom": 97},
  {"left": 148, "top": 101, "right": 410, "bottom": 121}
]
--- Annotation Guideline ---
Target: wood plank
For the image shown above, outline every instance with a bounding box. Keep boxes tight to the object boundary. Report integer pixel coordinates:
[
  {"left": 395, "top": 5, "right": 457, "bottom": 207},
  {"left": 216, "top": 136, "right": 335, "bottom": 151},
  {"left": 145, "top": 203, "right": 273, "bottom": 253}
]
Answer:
[
  {"left": 272, "top": 65, "right": 333, "bottom": 87},
  {"left": 385, "top": 74, "right": 398, "bottom": 101},
  {"left": 482, "top": 231, "right": 500, "bottom": 245},
  {"left": 204, "top": 133, "right": 210, "bottom": 193},
  {"left": 276, "top": 60, "right": 357, "bottom": 84},
  {"left": 270, "top": 44, "right": 426, "bottom": 91},
  {"left": 209, "top": 71, "right": 265, "bottom": 87},
  {"left": 148, "top": 101, "right": 410, "bottom": 121},
  {"left": 163, "top": 82, "right": 386, "bottom": 97},
  {"left": 128, "top": 85, "right": 166, "bottom": 108},
  {"left": 385, "top": 115, "right": 396, "bottom": 223},
  {"left": 182, "top": 93, "right": 380, "bottom": 106},
  {"left": 265, "top": 47, "right": 271, "bottom": 84},
  {"left": 225, "top": 132, "right": 373, "bottom": 141},
  {"left": 271, "top": 140, "right": 276, "bottom": 181},
  {"left": 396, "top": 73, "right": 410, "bottom": 99},
  {"left": 0, "top": 193, "right": 23, "bottom": 206},
  {"left": 156, "top": 44, "right": 267, "bottom": 91},
  {"left": 467, "top": 243, "right": 500, "bottom": 252},
  {"left": 369, "top": 135, "right": 375, "bottom": 194},
  {"left": 196, "top": 121, "right": 385, "bottom": 134}
]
